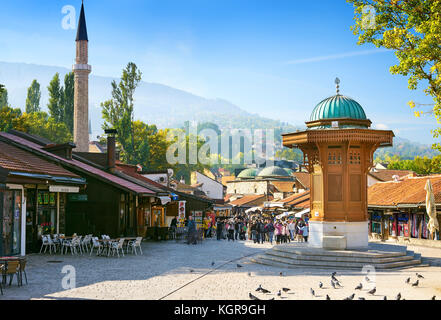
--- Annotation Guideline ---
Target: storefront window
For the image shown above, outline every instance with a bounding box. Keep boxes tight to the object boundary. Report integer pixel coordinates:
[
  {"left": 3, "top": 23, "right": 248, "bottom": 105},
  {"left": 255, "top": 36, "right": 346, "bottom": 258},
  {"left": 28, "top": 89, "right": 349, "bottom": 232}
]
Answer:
[
  {"left": 37, "top": 191, "right": 56, "bottom": 237},
  {"left": 1, "top": 189, "right": 22, "bottom": 256}
]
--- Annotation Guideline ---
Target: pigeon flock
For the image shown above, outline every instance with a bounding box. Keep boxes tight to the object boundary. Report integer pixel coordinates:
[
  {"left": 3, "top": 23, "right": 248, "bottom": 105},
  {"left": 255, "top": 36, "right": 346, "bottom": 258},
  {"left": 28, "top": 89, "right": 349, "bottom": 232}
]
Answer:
[{"left": 247, "top": 270, "right": 434, "bottom": 300}]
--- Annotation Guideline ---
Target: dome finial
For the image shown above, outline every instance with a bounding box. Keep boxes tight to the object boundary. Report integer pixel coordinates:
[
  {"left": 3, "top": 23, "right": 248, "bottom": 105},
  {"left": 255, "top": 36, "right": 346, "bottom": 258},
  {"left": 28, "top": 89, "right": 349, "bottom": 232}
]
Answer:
[{"left": 335, "top": 77, "right": 340, "bottom": 95}]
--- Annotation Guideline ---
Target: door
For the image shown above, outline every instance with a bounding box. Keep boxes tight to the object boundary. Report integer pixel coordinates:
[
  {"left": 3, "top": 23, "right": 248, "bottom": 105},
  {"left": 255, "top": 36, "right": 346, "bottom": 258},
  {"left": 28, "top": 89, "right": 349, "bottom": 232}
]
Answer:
[{"left": 1, "top": 190, "right": 21, "bottom": 256}]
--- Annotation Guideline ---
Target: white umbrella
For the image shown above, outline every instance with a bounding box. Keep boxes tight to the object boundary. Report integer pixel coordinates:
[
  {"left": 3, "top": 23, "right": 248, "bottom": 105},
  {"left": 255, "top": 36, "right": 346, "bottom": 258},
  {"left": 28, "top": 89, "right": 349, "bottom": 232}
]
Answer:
[{"left": 425, "top": 179, "right": 439, "bottom": 239}]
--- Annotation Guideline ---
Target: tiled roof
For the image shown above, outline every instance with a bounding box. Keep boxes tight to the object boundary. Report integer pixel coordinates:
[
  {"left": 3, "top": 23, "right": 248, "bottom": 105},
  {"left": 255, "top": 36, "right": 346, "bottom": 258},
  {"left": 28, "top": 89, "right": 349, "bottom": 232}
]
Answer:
[
  {"left": 293, "top": 172, "right": 310, "bottom": 189},
  {"left": 0, "top": 132, "right": 155, "bottom": 195},
  {"left": 0, "top": 141, "right": 79, "bottom": 178},
  {"left": 368, "top": 175, "right": 441, "bottom": 207},
  {"left": 271, "top": 181, "right": 295, "bottom": 193},
  {"left": 229, "top": 194, "right": 266, "bottom": 206},
  {"left": 281, "top": 191, "right": 310, "bottom": 206},
  {"left": 369, "top": 169, "right": 415, "bottom": 182}
]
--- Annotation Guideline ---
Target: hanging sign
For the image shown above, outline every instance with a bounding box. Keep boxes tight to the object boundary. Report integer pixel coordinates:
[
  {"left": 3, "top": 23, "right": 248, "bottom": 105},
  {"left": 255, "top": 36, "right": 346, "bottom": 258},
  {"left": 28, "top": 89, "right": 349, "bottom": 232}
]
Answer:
[{"left": 49, "top": 185, "right": 79, "bottom": 193}]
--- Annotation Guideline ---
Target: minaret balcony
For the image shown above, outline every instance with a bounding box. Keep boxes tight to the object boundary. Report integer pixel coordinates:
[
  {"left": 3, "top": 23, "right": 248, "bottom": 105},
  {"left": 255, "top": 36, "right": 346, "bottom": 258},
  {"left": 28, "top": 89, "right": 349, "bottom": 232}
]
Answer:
[{"left": 72, "top": 64, "right": 92, "bottom": 72}]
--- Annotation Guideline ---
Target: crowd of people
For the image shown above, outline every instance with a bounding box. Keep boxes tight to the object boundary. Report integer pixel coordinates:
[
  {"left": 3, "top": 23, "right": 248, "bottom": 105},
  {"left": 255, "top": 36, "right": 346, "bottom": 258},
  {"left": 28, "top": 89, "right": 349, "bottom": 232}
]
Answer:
[{"left": 173, "top": 210, "right": 310, "bottom": 245}]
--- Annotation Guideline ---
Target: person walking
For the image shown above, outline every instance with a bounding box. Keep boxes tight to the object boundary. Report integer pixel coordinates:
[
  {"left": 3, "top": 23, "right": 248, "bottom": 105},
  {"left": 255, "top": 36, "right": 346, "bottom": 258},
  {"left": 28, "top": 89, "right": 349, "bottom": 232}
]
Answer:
[
  {"left": 301, "top": 223, "right": 309, "bottom": 242},
  {"left": 265, "top": 219, "right": 275, "bottom": 245},
  {"left": 187, "top": 216, "right": 197, "bottom": 245},
  {"left": 216, "top": 218, "right": 223, "bottom": 241},
  {"left": 234, "top": 219, "right": 240, "bottom": 240},
  {"left": 288, "top": 219, "right": 295, "bottom": 241},
  {"left": 257, "top": 219, "right": 265, "bottom": 244},
  {"left": 227, "top": 219, "right": 235, "bottom": 241},
  {"left": 251, "top": 221, "right": 258, "bottom": 243},
  {"left": 274, "top": 221, "right": 282, "bottom": 244}
]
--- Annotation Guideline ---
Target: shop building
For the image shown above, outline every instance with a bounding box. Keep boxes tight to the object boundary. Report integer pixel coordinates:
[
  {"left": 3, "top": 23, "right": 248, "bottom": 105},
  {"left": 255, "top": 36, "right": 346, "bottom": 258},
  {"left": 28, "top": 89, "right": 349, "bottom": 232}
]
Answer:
[
  {"left": 0, "top": 140, "right": 85, "bottom": 255},
  {"left": 368, "top": 175, "right": 441, "bottom": 243}
]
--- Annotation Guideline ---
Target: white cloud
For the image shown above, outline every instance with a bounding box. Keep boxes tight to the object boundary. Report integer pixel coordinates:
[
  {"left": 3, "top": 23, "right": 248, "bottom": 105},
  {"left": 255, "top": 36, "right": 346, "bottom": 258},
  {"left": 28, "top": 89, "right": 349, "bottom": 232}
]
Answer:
[
  {"left": 285, "top": 48, "right": 389, "bottom": 65},
  {"left": 374, "top": 123, "right": 389, "bottom": 130}
]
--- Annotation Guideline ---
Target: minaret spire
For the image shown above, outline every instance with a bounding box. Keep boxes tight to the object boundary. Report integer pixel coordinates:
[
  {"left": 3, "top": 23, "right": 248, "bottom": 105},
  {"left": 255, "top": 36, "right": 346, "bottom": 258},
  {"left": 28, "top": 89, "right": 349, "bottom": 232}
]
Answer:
[
  {"left": 76, "top": 0, "right": 88, "bottom": 41},
  {"left": 73, "top": 0, "right": 92, "bottom": 152}
]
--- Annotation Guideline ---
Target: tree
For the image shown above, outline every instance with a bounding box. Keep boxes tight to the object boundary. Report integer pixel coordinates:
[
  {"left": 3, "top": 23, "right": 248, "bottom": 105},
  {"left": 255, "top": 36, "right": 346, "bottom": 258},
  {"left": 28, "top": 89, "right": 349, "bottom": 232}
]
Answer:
[
  {"left": 25, "top": 80, "right": 41, "bottom": 113},
  {"left": 63, "top": 72, "right": 75, "bottom": 134},
  {"left": 12, "top": 111, "right": 72, "bottom": 144},
  {"left": 101, "top": 62, "right": 142, "bottom": 163},
  {"left": 0, "top": 105, "right": 22, "bottom": 132},
  {"left": 348, "top": 0, "right": 441, "bottom": 150},
  {"left": 47, "top": 73, "right": 64, "bottom": 123},
  {"left": 0, "top": 87, "right": 9, "bottom": 108}
]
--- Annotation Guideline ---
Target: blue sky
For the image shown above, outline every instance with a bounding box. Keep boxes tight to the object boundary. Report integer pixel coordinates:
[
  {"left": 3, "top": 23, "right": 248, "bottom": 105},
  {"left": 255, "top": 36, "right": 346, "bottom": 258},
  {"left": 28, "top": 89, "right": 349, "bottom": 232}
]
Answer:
[{"left": 0, "top": 0, "right": 437, "bottom": 144}]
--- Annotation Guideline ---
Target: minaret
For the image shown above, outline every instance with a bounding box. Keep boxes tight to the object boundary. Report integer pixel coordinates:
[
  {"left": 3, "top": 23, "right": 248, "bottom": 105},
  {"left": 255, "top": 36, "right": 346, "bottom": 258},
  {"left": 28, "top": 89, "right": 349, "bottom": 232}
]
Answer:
[{"left": 73, "top": 1, "right": 91, "bottom": 152}]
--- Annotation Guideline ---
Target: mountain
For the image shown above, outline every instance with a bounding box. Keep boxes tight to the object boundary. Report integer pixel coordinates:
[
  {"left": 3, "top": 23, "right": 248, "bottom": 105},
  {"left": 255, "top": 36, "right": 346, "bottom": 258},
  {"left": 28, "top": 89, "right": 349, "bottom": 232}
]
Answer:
[
  {"left": 0, "top": 61, "right": 439, "bottom": 159},
  {"left": 0, "top": 61, "right": 297, "bottom": 139}
]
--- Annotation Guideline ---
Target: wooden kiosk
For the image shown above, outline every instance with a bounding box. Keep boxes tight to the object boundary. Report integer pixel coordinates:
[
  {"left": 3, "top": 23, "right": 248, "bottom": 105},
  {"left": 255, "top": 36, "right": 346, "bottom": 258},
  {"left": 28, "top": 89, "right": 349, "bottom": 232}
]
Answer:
[{"left": 282, "top": 79, "right": 394, "bottom": 249}]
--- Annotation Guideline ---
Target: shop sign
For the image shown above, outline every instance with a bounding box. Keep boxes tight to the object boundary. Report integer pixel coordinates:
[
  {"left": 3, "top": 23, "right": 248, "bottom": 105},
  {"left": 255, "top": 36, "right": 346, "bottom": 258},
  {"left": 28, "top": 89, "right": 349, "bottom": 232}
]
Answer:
[
  {"left": 68, "top": 194, "right": 88, "bottom": 202},
  {"left": 49, "top": 185, "right": 80, "bottom": 193}
]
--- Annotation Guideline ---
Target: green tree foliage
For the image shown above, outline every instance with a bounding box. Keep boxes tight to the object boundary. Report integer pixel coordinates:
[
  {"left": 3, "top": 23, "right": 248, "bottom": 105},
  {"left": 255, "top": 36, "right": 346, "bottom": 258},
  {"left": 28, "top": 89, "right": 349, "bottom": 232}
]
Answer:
[
  {"left": 47, "top": 73, "right": 64, "bottom": 123},
  {"left": 348, "top": 0, "right": 441, "bottom": 150},
  {"left": 13, "top": 111, "right": 72, "bottom": 144},
  {"left": 25, "top": 79, "right": 41, "bottom": 113},
  {"left": 63, "top": 72, "right": 75, "bottom": 134},
  {"left": 276, "top": 148, "right": 303, "bottom": 162},
  {"left": 0, "top": 105, "right": 22, "bottom": 132},
  {"left": 0, "top": 87, "right": 9, "bottom": 108},
  {"left": 101, "top": 62, "right": 142, "bottom": 163},
  {"left": 386, "top": 155, "right": 441, "bottom": 174}
]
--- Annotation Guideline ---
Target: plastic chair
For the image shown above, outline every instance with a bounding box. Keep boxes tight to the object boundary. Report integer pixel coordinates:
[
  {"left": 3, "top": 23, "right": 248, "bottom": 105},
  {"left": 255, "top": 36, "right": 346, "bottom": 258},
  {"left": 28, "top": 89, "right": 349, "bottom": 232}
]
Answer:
[
  {"left": 109, "top": 238, "right": 125, "bottom": 258},
  {"left": 127, "top": 237, "right": 143, "bottom": 255}
]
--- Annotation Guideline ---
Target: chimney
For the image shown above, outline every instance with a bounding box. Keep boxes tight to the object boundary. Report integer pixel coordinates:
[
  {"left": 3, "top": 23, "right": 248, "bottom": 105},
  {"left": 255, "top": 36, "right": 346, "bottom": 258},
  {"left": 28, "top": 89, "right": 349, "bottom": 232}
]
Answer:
[{"left": 105, "top": 129, "right": 118, "bottom": 171}]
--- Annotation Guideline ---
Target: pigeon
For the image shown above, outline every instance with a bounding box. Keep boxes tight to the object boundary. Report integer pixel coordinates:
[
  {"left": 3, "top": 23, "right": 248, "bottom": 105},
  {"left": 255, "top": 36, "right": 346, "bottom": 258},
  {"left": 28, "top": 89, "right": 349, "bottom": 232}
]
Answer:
[
  {"left": 211, "top": 261, "right": 215, "bottom": 266},
  {"left": 279, "top": 272, "right": 283, "bottom": 277},
  {"left": 261, "top": 288, "right": 271, "bottom": 294},
  {"left": 416, "top": 273, "right": 424, "bottom": 279},
  {"left": 189, "top": 269, "right": 194, "bottom": 273},
  {"left": 358, "top": 297, "right": 366, "bottom": 300},
  {"left": 248, "top": 272, "right": 251, "bottom": 277},
  {"left": 412, "top": 280, "right": 419, "bottom": 287},
  {"left": 249, "top": 293, "right": 260, "bottom": 300},
  {"left": 355, "top": 283, "right": 363, "bottom": 290},
  {"left": 405, "top": 277, "right": 411, "bottom": 284},
  {"left": 331, "top": 275, "right": 339, "bottom": 282},
  {"left": 384, "top": 296, "right": 387, "bottom": 300},
  {"left": 256, "top": 285, "right": 263, "bottom": 292},
  {"left": 282, "top": 288, "right": 291, "bottom": 292},
  {"left": 310, "top": 288, "right": 315, "bottom": 297},
  {"left": 237, "top": 264, "right": 243, "bottom": 268},
  {"left": 347, "top": 293, "right": 355, "bottom": 300},
  {"left": 396, "top": 293, "right": 401, "bottom": 300},
  {"left": 432, "top": 296, "right": 436, "bottom": 300},
  {"left": 319, "top": 281, "right": 323, "bottom": 289},
  {"left": 331, "top": 272, "right": 337, "bottom": 277},
  {"left": 277, "top": 290, "right": 282, "bottom": 297},
  {"left": 368, "top": 287, "right": 376, "bottom": 295},
  {"left": 326, "top": 294, "right": 331, "bottom": 300}
]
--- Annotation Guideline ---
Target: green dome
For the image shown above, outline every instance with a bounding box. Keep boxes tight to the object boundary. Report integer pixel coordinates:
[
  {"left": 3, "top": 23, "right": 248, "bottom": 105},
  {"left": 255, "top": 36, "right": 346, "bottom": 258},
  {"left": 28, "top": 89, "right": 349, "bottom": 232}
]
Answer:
[
  {"left": 310, "top": 95, "right": 367, "bottom": 122},
  {"left": 237, "top": 168, "right": 259, "bottom": 179},
  {"left": 257, "top": 166, "right": 291, "bottom": 178}
]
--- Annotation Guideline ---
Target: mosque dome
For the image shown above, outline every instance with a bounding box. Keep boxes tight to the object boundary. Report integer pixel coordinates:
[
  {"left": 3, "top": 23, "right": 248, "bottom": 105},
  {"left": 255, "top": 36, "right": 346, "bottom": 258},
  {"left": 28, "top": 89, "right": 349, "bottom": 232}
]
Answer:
[
  {"left": 310, "top": 94, "right": 367, "bottom": 122},
  {"left": 237, "top": 168, "right": 259, "bottom": 179},
  {"left": 257, "top": 166, "right": 291, "bottom": 178}
]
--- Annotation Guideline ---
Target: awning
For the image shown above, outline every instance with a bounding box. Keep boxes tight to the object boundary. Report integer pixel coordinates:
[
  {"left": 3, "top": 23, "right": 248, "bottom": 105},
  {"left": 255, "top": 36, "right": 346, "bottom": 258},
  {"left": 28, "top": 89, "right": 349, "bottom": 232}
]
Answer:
[
  {"left": 264, "top": 202, "right": 284, "bottom": 208},
  {"left": 276, "top": 208, "right": 310, "bottom": 219},
  {"left": 295, "top": 208, "right": 310, "bottom": 218},
  {"left": 245, "top": 206, "right": 262, "bottom": 213},
  {"left": 159, "top": 196, "right": 171, "bottom": 205}
]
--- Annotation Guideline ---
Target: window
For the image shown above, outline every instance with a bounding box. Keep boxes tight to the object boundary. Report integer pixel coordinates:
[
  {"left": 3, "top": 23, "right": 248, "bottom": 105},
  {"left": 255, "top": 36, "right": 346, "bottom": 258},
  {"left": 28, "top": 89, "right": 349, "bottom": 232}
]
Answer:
[{"left": 328, "top": 146, "right": 342, "bottom": 165}]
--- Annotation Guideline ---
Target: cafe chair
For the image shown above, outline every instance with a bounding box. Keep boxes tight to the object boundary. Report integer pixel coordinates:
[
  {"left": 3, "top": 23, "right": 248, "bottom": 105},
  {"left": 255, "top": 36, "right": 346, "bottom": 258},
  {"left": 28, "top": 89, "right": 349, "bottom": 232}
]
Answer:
[
  {"left": 127, "top": 237, "right": 143, "bottom": 255},
  {"left": 109, "top": 238, "right": 125, "bottom": 258},
  {"left": 40, "top": 235, "right": 56, "bottom": 254},
  {"left": 90, "top": 237, "right": 104, "bottom": 256},
  {"left": 3, "top": 261, "right": 21, "bottom": 287}
]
